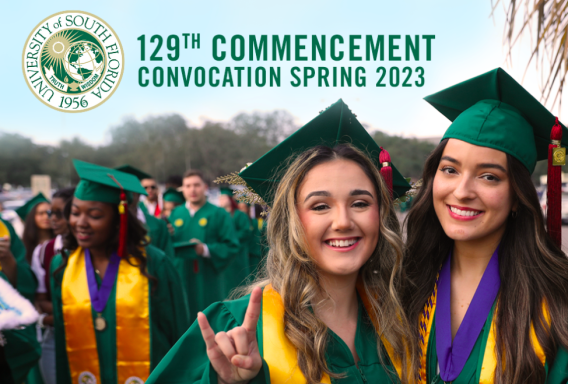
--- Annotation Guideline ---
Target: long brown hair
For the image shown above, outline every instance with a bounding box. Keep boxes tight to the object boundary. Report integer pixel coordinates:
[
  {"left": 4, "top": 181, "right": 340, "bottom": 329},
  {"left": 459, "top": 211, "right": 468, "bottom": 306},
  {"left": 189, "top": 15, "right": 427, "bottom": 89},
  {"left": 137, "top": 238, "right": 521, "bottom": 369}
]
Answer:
[
  {"left": 240, "top": 144, "right": 415, "bottom": 384},
  {"left": 55, "top": 200, "right": 156, "bottom": 287},
  {"left": 22, "top": 202, "right": 54, "bottom": 263},
  {"left": 403, "top": 139, "right": 568, "bottom": 383}
]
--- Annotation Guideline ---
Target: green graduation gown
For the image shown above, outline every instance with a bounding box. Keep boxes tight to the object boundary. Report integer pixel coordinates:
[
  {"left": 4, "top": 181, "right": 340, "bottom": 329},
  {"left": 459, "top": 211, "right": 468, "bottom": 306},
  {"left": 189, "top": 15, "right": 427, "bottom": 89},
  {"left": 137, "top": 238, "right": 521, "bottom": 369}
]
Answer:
[
  {"left": 425, "top": 307, "right": 568, "bottom": 383},
  {"left": 0, "top": 218, "right": 37, "bottom": 302},
  {"left": 248, "top": 218, "right": 267, "bottom": 280},
  {"left": 0, "top": 219, "right": 43, "bottom": 384},
  {"left": 145, "top": 292, "right": 401, "bottom": 384},
  {"left": 170, "top": 201, "right": 239, "bottom": 320},
  {"left": 221, "top": 210, "right": 252, "bottom": 297},
  {"left": 50, "top": 245, "right": 191, "bottom": 384},
  {"left": 0, "top": 272, "right": 41, "bottom": 384},
  {"left": 143, "top": 211, "right": 175, "bottom": 259}
]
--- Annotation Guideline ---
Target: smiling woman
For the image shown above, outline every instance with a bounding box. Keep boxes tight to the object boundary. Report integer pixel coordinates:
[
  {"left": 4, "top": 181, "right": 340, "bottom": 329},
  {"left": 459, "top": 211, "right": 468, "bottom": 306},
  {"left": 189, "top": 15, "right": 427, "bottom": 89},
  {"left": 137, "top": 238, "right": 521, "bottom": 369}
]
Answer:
[
  {"left": 145, "top": 99, "right": 415, "bottom": 384},
  {"left": 49, "top": 161, "right": 190, "bottom": 384},
  {"left": 404, "top": 68, "right": 568, "bottom": 384}
]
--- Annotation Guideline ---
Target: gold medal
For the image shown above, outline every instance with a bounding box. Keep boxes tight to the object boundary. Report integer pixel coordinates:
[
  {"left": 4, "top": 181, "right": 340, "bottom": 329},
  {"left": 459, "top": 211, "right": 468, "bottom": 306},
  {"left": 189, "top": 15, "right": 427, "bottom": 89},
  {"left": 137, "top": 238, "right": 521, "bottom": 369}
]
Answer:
[{"left": 95, "top": 313, "right": 107, "bottom": 331}]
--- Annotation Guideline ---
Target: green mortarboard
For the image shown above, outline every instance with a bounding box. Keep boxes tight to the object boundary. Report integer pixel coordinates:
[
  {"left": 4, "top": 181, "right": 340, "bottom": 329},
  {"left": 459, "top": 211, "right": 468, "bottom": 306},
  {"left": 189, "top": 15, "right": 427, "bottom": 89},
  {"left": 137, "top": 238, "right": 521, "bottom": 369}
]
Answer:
[
  {"left": 220, "top": 187, "right": 234, "bottom": 196},
  {"left": 115, "top": 165, "right": 152, "bottom": 181},
  {"left": 73, "top": 159, "right": 147, "bottom": 204},
  {"left": 239, "top": 99, "right": 411, "bottom": 205},
  {"left": 163, "top": 188, "right": 185, "bottom": 204},
  {"left": 424, "top": 67, "right": 568, "bottom": 173},
  {"left": 15, "top": 192, "right": 50, "bottom": 221}
]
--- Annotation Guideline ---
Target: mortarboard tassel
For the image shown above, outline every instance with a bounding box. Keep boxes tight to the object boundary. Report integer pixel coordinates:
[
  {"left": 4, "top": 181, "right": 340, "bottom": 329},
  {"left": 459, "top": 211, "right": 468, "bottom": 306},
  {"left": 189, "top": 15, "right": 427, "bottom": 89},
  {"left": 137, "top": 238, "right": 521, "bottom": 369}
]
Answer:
[
  {"left": 380, "top": 147, "right": 393, "bottom": 199},
  {"left": 107, "top": 173, "right": 129, "bottom": 258},
  {"left": 117, "top": 190, "right": 128, "bottom": 257},
  {"left": 547, "top": 117, "right": 563, "bottom": 248}
]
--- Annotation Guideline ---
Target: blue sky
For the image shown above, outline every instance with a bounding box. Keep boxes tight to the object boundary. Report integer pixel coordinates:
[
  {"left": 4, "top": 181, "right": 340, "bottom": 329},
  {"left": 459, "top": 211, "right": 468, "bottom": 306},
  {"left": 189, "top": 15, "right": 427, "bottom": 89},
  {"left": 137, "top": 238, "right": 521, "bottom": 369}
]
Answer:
[{"left": 1, "top": 0, "right": 548, "bottom": 145}]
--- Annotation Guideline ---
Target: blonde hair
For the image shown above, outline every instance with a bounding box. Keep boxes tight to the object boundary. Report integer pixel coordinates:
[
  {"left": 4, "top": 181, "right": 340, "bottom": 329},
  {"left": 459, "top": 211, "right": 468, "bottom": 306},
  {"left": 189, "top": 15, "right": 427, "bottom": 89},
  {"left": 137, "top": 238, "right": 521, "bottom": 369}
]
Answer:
[{"left": 238, "top": 144, "right": 415, "bottom": 383}]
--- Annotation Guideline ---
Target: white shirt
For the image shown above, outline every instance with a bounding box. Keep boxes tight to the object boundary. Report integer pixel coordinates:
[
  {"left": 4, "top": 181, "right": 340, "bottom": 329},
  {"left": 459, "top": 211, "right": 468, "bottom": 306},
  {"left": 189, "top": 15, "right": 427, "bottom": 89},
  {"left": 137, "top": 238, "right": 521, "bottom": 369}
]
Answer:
[
  {"left": 137, "top": 207, "right": 147, "bottom": 224},
  {"left": 185, "top": 202, "right": 210, "bottom": 258},
  {"left": 144, "top": 200, "right": 158, "bottom": 216},
  {"left": 31, "top": 235, "right": 63, "bottom": 293}
]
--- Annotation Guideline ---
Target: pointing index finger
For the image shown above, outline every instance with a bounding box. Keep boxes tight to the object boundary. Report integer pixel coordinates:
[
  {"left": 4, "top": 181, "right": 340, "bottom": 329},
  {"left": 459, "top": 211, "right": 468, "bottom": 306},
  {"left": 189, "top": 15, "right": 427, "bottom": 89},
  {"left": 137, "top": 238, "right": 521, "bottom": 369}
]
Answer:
[
  {"left": 197, "top": 312, "right": 217, "bottom": 350},
  {"left": 242, "top": 286, "right": 262, "bottom": 333}
]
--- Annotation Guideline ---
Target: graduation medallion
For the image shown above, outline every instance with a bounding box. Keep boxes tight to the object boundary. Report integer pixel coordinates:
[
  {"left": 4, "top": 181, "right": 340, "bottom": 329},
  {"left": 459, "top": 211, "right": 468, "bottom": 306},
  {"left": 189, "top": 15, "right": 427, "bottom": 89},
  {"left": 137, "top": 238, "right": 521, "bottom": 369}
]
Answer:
[
  {"left": 95, "top": 313, "right": 107, "bottom": 331},
  {"left": 86, "top": 250, "right": 121, "bottom": 333}
]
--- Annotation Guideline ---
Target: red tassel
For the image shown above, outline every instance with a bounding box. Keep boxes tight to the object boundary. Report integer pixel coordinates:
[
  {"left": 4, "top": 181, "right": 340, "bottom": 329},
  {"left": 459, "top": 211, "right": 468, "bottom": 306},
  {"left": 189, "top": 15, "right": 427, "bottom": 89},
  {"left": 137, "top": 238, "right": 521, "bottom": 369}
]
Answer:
[
  {"left": 117, "top": 191, "right": 128, "bottom": 257},
  {"left": 380, "top": 147, "right": 393, "bottom": 199},
  {"left": 193, "top": 260, "right": 199, "bottom": 274},
  {"left": 547, "top": 117, "right": 562, "bottom": 248}
]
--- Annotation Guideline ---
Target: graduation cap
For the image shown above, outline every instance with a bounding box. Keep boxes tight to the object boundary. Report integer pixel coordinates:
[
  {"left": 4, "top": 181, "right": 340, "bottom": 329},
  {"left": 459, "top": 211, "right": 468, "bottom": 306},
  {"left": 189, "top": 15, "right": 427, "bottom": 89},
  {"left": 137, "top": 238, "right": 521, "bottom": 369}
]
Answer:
[
  {"left": 219, "top": 187, "right": 234, "bottom": 196},
  {"left": 74, "top": 160, "right": 147, "bottom": 204},
  {"left": 163, "top": 188, "right": 185, "bottom": 204},
  {"left": 238, "top": 99, "right": 411, "bottom": 206},
  {"left": 424, "top": 67, "right": 568, "bottom": 246},
  {"left": 15, "top": 193, "right": 50, "bottom": 221},
  {"left": 73, "top": 159, "right": 147, "bottom": 257},
  {"left": 115, "top": 164, "right": 152, "bottom": 181}
]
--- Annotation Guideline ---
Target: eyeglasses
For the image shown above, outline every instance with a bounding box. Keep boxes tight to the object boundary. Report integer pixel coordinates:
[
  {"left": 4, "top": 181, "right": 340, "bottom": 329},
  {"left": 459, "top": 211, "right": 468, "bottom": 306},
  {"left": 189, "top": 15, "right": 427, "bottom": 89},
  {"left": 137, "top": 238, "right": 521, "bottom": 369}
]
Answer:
[
  {"left": 144, "top": 185, "right": 157, "bottom": 190},
  {"left": 47, "top": 210, "right": 64, "bottom": 219}
]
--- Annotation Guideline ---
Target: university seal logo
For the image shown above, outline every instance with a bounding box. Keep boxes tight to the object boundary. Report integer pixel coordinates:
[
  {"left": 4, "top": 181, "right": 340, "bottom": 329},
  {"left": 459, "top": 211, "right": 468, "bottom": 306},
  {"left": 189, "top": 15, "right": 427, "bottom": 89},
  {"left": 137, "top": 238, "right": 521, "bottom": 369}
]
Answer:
[{"left": 22, "top": 11, "right": 124, "bottom": 112}]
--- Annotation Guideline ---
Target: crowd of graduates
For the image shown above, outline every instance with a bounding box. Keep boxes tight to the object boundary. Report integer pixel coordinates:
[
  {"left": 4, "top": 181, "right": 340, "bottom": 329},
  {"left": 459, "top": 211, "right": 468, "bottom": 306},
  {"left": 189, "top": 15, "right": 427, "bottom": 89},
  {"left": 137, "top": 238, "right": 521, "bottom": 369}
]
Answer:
[
  {"left": 3, "top": 67, "right": 568, "bottom": 384},
  {"left": 0, "top": 160, "right": 267, "bottom": 384}
]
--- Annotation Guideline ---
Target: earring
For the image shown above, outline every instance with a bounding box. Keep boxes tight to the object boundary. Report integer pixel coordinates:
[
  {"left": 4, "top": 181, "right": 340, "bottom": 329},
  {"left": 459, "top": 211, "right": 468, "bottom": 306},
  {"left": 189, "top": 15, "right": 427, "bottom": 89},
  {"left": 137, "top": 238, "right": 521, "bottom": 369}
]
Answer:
[{"left": 511, "top": 211, "right": 518, "bottom": 218}]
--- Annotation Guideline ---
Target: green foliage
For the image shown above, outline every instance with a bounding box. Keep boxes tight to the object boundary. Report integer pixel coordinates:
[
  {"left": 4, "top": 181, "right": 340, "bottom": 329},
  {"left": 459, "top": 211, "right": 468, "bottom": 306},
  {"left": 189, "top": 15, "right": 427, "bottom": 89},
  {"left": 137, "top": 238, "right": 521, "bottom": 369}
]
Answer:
[
  {"left": 0, "top": 111, "right": 290, "bottom": 188},
  {"left": 0, "top": 133, "right": 46, "bottom": 186},
  {"left": 7, "top": 112, "right": 552, "bottom": 188},
  {"left": 371, "top": 131, "right": 436, "bottom": 179}
]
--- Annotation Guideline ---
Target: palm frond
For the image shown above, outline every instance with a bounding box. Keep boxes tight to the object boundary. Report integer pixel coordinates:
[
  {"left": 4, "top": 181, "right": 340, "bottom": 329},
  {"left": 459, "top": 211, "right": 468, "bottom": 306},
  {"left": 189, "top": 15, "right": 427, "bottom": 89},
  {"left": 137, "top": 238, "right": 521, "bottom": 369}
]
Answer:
[{"left": 496, "top": 0, "right": 568, "bottom": 113}]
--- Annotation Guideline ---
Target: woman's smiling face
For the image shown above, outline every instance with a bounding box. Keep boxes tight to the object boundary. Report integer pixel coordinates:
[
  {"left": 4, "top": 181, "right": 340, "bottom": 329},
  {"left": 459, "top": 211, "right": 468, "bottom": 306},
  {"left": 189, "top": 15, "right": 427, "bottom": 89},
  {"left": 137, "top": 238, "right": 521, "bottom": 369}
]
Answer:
[
  {"left": 296, "top": 159, "right": 380, "bottom": 278},
  {"left": 69, "top": 198, "right": 115, "bottom": 250},
  {"left": 433, "top": 139, "right": 515, "bottom": 244}
]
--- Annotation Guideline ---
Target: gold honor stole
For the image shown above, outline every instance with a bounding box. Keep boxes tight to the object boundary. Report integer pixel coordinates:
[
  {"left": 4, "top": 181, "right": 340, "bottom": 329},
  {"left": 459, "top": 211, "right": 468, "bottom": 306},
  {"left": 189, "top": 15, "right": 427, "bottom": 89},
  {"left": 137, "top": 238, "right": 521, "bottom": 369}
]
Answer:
[
  {"left": 62, "top": 247, "right": 151, "bottom": 384},
  {"left": 417, "top": 279, "right": 547, "bottom": 384},
  {"left": 262, "top": 283, "right": 403, "bottom": 384},
  {"left": 0, "top": 220, "right": 9, "bottom": 272}
]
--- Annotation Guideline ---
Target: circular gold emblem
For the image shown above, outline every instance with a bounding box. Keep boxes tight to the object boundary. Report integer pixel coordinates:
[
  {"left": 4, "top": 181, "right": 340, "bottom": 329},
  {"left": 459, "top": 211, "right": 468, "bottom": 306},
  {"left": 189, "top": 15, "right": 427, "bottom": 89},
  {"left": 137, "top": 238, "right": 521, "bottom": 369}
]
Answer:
[
  {"left": 199, "top": 218, "right": 208, "bottom": 227},
  {"left": 554, "top": 149, "right": 565, "bottom": 163},
  {"left": 174, "top": 218, "right": 184, "bottom": 227},
  {"left": 22, "top": 11, "right": 124, "bottom": 112},
  {"left": 79, "top": 371, "right": 97, "bottom": 384},
  {"left": 94, "top": 315, "right": 107, "bottom": 331}
]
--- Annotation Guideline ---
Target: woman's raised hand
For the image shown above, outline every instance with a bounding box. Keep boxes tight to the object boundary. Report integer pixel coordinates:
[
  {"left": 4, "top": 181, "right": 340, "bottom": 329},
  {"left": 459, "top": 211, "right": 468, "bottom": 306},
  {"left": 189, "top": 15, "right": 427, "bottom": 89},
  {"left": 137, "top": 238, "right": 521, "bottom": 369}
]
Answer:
[{"left": 198, "top": 287, "right": 263, "bottom": 384}]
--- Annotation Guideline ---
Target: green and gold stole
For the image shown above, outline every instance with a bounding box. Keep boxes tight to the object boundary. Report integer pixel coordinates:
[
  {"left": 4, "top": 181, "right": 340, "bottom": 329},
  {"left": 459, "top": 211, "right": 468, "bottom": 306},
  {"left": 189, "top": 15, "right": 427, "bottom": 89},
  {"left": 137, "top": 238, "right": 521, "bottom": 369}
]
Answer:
[
  {"left": 0, "top": 220, "right": 9, "bottom": 273},
  {"left": 61, "top": 247, "right": 151, "bottom": 384},
  {"left": 417, "top": 276, "right": 547, "bottom": 383},
  {"left": 262, "top": 283, "right": 402, "bottom": 384}
]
